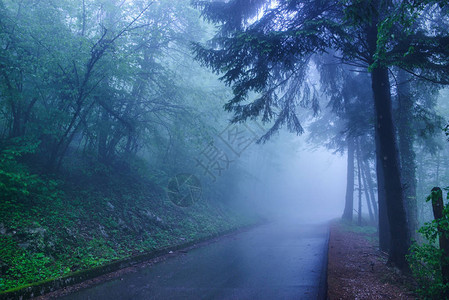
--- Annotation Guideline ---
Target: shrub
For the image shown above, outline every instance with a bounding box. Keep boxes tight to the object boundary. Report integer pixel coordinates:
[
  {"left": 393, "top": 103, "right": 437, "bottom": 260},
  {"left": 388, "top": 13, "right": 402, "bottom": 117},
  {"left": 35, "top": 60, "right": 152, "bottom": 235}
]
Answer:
[{"left": 407, "top": 188, "right": 449, "bottom": 299}]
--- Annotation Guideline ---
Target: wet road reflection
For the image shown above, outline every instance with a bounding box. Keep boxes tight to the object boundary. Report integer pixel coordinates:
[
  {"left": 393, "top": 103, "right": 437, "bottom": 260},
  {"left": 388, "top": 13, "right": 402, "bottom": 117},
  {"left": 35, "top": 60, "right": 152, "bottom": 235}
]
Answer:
[{"left": 62, "top": 220, "right": 329, "bottom": 300}]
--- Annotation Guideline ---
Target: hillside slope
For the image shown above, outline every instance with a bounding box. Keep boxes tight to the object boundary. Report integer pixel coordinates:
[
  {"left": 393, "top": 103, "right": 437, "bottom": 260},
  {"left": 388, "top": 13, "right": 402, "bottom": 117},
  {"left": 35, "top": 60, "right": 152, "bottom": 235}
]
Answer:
[{"left": 0, "top": 169, "right": 254, "bottom": 293}]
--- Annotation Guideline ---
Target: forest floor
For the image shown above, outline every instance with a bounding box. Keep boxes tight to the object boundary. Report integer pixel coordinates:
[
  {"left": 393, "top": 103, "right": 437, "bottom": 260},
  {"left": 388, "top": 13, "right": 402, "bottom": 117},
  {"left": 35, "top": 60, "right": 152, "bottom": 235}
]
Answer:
[{"left": 327, "top": 220, "right": 417, "bottom": 299}]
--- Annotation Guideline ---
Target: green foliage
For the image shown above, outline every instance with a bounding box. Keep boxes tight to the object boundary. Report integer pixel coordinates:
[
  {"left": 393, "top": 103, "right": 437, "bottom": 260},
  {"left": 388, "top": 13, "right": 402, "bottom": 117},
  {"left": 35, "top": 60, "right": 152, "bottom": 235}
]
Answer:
[
  {"left": 0, "top": 0, "right": 259, "bottom": 294},
  {"left": 0, "top": 0, "right": 221, "bottom": 173},
  {"left": 0, "top": 138, "right": 63, "bottom": 229},
  {"left": 407, "top": 188, "right": 449, "bottom": 299},
  {"left": 0, "top": 166, "right": 255, "bottom": 293},
  {"left": 375, "top": 2, "right": 449, "bottom": 83},
  {"left": 0, "top": 235, "right": 70, "bottom": 291},
  {"left": 194, "top": 0, "right": 449, "bottom": 142},
  {"left": 0, "top": 139, "right": 57, "bottom": 198}
]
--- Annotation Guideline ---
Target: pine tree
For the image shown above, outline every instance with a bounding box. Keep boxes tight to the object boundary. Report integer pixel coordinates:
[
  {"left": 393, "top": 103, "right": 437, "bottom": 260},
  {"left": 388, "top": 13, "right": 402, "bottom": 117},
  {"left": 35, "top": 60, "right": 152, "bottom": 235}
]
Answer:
[{"left": 193, "top": 0, "right": 449, "bottom": 270}]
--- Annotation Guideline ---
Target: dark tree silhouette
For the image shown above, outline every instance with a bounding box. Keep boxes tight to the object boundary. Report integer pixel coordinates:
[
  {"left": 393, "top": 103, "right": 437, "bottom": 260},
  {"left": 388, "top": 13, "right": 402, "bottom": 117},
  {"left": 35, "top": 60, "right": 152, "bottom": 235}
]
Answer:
[{"left": 193, "top": 0, "right": 449, "bottom": 269}]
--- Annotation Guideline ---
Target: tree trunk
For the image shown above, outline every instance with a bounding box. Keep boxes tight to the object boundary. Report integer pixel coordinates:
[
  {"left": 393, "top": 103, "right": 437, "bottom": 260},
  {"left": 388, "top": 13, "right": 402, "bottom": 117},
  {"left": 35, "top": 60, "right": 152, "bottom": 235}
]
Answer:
[
  {"left": 360, "top": 158, "right": 375, "bottom": 224},
  {"left": 376, "top": 141, "right": 390, "bottom": 252},
  {"left": 357, "top": 162, "right": 363, "bottom": 226},
  {"left": 98, "top": 108, "right": 109, "bottom": 163},
  {"left": 356, "top": 138, "right": 364, "bottom": 226},
  {"left": 342, "top": 136, "right": 355, "bottom": 222},
  {"left": 371, "top": 66, "right": 410, "bottom": 270},
  {"left": 362, "top": 158, "right": 377, "bottom": 223},
  {"left": 397, "top": 69, "right": 418, "bottom": 240},
  {"left": 436, "top": 151, "right": 440, "bottom": 185}
]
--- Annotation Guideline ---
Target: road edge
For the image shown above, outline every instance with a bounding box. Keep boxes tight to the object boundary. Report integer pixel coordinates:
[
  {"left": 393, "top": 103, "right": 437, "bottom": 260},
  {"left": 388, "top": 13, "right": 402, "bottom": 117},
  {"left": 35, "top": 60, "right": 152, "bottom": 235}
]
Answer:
[
  {"left": 319, "top": 222, "right": 330, "bottom": 300},
  {"left": 0, "top": 223, "right": 262, "bottom": 300}
]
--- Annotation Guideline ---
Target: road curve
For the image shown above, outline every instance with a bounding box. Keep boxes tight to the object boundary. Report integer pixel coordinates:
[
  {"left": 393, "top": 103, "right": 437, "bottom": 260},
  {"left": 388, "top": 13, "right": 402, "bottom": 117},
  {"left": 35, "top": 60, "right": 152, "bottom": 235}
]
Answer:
[{"left": 61, "top": 220, "right": 329, "bottom": 300}]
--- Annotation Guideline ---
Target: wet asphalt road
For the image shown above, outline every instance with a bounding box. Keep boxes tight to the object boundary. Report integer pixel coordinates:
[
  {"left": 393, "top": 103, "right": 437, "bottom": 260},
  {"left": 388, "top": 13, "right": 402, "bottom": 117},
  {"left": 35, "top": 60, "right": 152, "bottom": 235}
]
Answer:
[{"left": 61, "top": 221, "right": 329, "bottom": 300}]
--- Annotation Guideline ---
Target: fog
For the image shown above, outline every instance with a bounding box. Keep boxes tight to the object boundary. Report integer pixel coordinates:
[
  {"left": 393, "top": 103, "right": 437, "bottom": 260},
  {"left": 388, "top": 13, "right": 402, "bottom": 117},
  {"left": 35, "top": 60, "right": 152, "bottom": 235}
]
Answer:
[
  {"left": 224, "top": 132, "right": 346, "bottom": 223},
  {"left": 3, "top": 0, "right": 449, "bottom": 295}
]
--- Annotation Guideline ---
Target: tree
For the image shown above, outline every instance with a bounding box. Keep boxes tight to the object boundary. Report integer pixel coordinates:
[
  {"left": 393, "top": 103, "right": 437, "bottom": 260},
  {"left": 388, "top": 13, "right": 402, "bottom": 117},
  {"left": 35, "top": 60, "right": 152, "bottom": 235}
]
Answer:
[
  {"left": 311, "top": 56, "right": 376, "bottom": 224},
  {"left": 0, "top": 0, "right": 215, "bottom": 176},
  {"left": 193, "top": 0, "right": 448, "bottom": 269},
  {"left": 343, "top": 135, "right": 355, "bottom": 222},
  {"left": 396, "top": 69, "right": 418, "bottom": 238},
  {"left": 394, "top": 69, "right": 443, "bottom": 238},
  {"left": 0, "top": 0, "right": 156, "bottom": 171}
]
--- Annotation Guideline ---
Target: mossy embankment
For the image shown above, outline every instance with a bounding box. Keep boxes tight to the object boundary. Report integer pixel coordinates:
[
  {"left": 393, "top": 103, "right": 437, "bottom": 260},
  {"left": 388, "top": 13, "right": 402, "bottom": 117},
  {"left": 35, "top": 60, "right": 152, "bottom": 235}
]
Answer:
[{"left": 0, "top": 167, "right": 256, "bottom": 296}]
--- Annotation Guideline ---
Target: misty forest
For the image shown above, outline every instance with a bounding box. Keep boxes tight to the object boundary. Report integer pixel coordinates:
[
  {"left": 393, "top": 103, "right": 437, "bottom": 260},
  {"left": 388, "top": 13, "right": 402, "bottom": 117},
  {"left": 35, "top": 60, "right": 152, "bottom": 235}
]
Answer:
[{"left": 0, "top": 0, "right": 449, "bottom": 299}]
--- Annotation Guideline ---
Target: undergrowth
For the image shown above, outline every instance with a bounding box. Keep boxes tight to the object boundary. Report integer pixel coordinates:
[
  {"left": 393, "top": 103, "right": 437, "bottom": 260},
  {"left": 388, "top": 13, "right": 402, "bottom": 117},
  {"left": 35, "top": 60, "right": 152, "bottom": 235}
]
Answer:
[
  {"left": 0, "top": 143, "right": 255, "bottom": 292},
  {"left": 407, "top": 187, "right": 449, "bottom": 299}
]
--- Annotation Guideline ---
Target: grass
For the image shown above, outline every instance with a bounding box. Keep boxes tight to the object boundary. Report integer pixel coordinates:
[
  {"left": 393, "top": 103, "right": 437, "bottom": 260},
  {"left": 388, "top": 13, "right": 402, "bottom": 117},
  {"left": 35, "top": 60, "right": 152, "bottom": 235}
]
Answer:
[{"left": 339, "top": 218, "right": 379, "bottom": 243}]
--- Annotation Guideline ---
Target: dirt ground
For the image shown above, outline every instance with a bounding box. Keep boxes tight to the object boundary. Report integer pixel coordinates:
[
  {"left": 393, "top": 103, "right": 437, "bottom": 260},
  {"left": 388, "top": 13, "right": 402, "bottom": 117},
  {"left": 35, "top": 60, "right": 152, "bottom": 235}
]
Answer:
[{"left": 327, "top": 221, "right": 417, "bottom": 299}]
